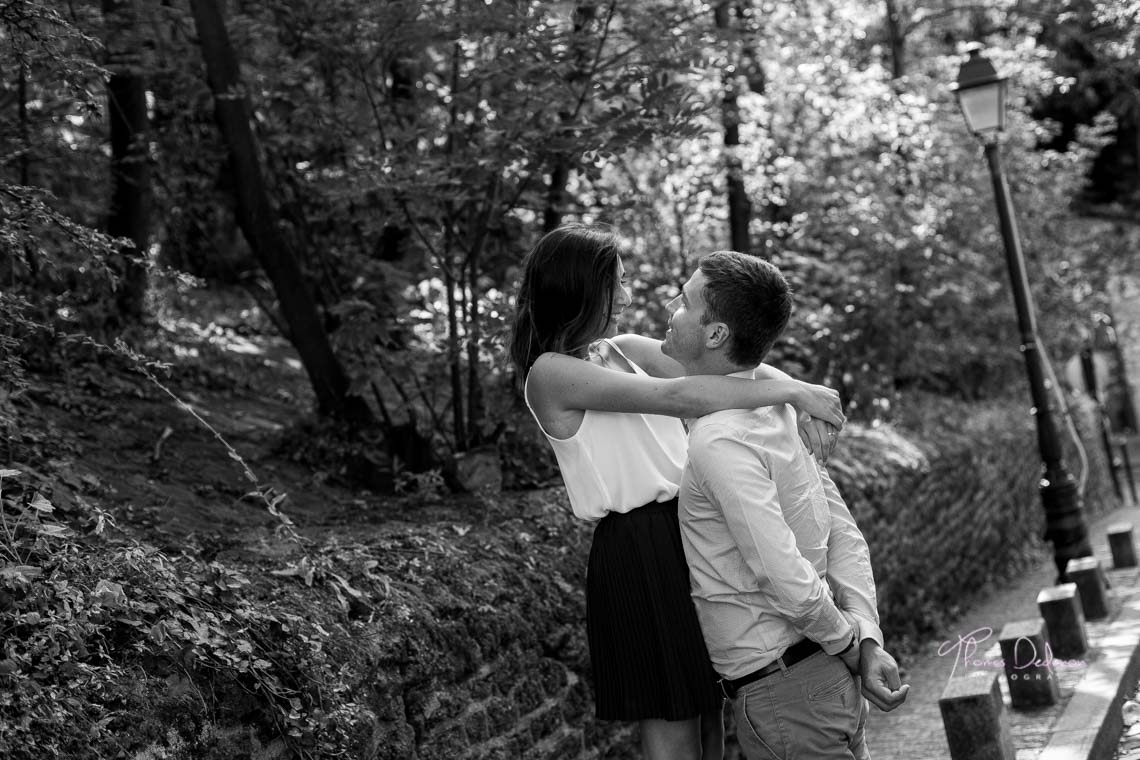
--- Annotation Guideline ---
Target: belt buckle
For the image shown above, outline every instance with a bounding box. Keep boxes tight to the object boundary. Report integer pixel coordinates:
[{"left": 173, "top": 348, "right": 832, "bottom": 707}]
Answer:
[{"left": 717, "top": 678, "right": 736, "bottom": 700}]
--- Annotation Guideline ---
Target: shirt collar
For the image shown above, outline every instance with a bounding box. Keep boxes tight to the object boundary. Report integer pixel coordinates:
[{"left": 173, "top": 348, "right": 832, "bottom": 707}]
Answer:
[{"left": 683, "top": 367, "right": 757, "bottom": 430}]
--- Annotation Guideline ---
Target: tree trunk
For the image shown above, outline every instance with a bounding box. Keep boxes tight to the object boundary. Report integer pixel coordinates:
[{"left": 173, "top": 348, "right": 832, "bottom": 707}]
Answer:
[
  {"left": 543, "top": 160, "right": 570, "bottom": 233},
  {"left": 464, "top": 195, "right": 496, "bottom": 446},
  {"left": 442, "top": 30, "right": 469, "bottom": 451},
  {"left": 16, "top": 62, "right": 38, "bottom": 280},
  {"left": 884, "top": 0, "right": 906, "bottom": 79},
  {"left": 715, "top": 1, "right": 752, "bottom": 253},
  {"left": 722, "top": 88, "right": 751, "bottom": 252},
  {"left": 442, "top": 256, "right": 468, "bottom": 450},
  {"left": 103, "top": 0, "right": 150, "bottom": 327},
  {"left": 543, "top": 2, "right": 599, "bottom": 233},
  {"left": 188, "top": 0, "right": 371, "bottom": 422},
  {"left": 464, "top": 259, "right": 482, "bottom": 445},
  {"left": 885, "top": 0, "right": 914, "bottom": 390}
]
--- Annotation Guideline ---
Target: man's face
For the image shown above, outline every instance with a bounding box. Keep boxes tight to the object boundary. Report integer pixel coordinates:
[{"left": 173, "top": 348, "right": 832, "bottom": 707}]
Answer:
[
  {"left": 612, "top": 258, "right": 632, "bottom": 318},
  {"left": 662, "top": 269, "right": 712, "bottom": 364}
]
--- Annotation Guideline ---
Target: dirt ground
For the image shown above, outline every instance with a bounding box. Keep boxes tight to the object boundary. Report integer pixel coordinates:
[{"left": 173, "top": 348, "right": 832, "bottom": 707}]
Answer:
[{"left": 6, "top": 292, "right": 483, "bottom": 559}]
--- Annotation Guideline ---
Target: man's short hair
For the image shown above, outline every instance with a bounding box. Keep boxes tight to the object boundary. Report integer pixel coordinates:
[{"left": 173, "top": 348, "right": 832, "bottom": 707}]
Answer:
[{"left": 698, "top": 251, "right": 792, "bottom": 366}]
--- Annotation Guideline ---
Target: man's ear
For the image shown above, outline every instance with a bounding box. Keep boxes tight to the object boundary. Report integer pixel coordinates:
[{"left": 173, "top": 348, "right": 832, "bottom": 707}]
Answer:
[{"left": 705, "top": 322, "right": 730, "bottom": 350}]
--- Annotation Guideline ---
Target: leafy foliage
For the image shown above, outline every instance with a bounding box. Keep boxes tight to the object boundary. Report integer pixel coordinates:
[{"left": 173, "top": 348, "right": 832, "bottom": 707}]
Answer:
[
  {"left": 596, "top": 9, "right": 1123, "bottom": 418},
  {"left": 0, "top": 3, "right": 137, "bottom": 338},
  {"left": 0, "top": 410, "right": 602, "bottom": 759},
  {"left": 0, "top": 467, "right": 378, "bottom": 759},
  {"left": 8, "top": 0, "right": 1132, "bottom": 454},
  {"left": 4, "top": 385, "right": 1121, "bottom": 755},
  {"left": 1033, "top": 0, "right": 1140, "bottom": 210},
  {"left": 824, "top": 390, "right": 1120, "bottom": 645},
  {"left": 0, "top": 2, "right": 1136, "bottom": 755}
]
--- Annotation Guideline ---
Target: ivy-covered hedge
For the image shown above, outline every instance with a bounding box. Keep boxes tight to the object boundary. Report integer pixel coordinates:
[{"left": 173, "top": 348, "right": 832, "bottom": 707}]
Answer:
[
  {"left": 0, "top": 468, "right": 631, "bottom": 760},
  {"left": 0, "top": 477, "right": 379, "bottom": 759},
  {"left": 830, "top": 391, "right": 1121, "bottom": 646},
  {"left": 1, "top": 391, "right": 1120, "bottom": 758}
]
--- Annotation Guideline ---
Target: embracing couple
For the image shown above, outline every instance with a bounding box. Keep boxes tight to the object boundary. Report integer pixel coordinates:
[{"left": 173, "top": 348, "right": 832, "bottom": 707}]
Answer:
[{"left": 509, "top": 224, "right": 909, "bottom": 760}]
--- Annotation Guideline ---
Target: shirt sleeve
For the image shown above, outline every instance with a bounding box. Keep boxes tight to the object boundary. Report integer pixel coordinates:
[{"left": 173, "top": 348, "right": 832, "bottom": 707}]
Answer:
[
  {"left": 821, "top": 465, "right": 884, "bottom": 647},
  {"left": 688, "top": 423, "right": 855, "bottom": 654}
]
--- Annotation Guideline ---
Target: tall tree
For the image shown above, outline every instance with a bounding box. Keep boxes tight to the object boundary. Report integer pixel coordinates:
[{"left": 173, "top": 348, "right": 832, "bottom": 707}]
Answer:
[
  {"left": 543, "top": 1, "right": 605, "bottom": 233},
  {"left": 714, "top": 1, "right": 752, "bottom": 253},
  {"left": 102, "top": 0, "right": 150, "bottom": 328},
  {"left": 1033, "top": 0, "right": 1140, "bottom": 218},
  {"left": 884, "top": 0, "right": 906, "bottom": 78},
  {"left": 1, "top": 1, "right": 112, "bottom": 301},
  {"left": 187, "top": 0, "right": 371, "bottom": 422}
]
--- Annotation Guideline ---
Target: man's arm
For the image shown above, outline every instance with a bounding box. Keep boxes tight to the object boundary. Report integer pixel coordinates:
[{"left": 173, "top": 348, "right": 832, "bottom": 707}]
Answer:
[
  {"left": 821, "top": 468, "right": 882, "bottom": 646},
  {"left": 688, "top": 424, "right": 856, "bottom": 656},
  {"left": 821, "top": 467, "right": 909, "bottom": 711}
]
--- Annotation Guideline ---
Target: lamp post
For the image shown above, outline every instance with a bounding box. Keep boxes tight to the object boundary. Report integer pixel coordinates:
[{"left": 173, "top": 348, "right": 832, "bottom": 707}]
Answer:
[{"left": 951, "top": 45, "right": 1093, "bottom": 580}]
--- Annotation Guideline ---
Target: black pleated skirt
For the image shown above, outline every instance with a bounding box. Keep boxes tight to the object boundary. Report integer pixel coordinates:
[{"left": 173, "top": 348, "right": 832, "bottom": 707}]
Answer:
[{"left": 586, "top": 497, "right": 723, "bottom": 721}]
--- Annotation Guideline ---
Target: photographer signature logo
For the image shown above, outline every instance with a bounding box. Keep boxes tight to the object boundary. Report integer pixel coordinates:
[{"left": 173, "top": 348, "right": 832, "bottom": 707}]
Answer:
[{"left": 937, "top": 626, "right": 1087, "bottom": 679}]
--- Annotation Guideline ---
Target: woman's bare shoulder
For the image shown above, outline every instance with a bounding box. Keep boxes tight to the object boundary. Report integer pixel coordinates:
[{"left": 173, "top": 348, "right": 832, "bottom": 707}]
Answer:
[{"left": 527, "top": 351, "right": 591, "bottom": 388}]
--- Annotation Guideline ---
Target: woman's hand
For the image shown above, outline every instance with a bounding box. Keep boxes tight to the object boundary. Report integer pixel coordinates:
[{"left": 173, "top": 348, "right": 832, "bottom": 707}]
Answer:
[
  {"left": 792, "top": 381, "right": 845, "bottom": 429},
  {"left": 798, "top": 414, "right": 840, "bottom": 462}
]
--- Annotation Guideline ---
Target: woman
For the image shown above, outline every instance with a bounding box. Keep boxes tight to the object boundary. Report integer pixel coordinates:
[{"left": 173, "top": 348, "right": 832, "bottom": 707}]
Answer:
[{"left": 509, "top": 224, "right": 843, "bottom": 760}]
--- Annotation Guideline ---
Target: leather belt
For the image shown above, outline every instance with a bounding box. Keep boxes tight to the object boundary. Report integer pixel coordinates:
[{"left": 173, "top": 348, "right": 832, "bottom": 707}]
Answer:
[{"left": 717, "top": 639, "right": 823, "bottom": 699}]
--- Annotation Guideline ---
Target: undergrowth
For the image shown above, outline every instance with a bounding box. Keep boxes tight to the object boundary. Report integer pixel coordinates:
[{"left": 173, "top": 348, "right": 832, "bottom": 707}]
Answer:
[
  {"left": 0, "top": 297, "right": 382, "bottom": 758},
  {"left": 0, "top": 463, "right": 392, "bottom": 759}
]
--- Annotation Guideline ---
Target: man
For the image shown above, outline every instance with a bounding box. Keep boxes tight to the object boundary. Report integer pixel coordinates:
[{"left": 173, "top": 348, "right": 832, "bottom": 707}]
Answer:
[{"left": 662, "top": 251, "right": 909, "bottom": 760}]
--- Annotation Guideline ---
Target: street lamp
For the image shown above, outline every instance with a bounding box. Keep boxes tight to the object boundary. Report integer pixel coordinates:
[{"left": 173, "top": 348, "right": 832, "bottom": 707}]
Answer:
[{"left": 951, "top": 45, "right": 1093, "bottom": 580}]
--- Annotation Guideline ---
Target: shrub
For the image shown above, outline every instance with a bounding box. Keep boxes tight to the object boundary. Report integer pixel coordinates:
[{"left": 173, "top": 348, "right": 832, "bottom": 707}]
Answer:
[
  {"left": 1, "top": 388, "right": 1119, "bottom": 757},
  {"left": 0, "top": 469, "right": 377, "bottom": 759},
  {"left": 831, "top": 391, "right": 1121, "bottom": 648}
]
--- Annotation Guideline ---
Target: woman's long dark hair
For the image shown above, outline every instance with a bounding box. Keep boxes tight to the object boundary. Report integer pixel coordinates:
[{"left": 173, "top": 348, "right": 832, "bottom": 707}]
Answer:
[{"left": 510, "top": 224, "right": 625, "bottom": 375}]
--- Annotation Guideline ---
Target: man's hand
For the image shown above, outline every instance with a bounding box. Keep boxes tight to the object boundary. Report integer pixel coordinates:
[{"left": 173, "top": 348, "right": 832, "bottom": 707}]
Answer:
[{"left": 858, "top": 640, "right": 909, "bottom": 711}]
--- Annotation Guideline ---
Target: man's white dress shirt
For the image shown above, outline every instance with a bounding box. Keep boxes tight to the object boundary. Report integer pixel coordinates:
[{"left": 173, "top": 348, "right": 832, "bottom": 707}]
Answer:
[{"left": 679, "top": 369, "right": 883, "bottom": 681}]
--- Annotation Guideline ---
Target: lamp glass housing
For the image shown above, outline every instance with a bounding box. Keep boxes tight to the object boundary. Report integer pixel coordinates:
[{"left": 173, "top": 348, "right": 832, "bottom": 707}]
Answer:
[{"left": 956, "top": 78, "right": 1007, "bottom": 135}]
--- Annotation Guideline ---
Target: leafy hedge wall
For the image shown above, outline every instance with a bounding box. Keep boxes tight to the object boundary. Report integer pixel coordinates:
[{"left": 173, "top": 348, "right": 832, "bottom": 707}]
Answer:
[
  {"left": 830, "top": 392, "right": 1121, "bottom": 646},
  {"left": 1, "top": 391, "right": 1120, "bottom": 758},
  {"left": 0, "top": 470, "right": 633, "bottom": 760}
]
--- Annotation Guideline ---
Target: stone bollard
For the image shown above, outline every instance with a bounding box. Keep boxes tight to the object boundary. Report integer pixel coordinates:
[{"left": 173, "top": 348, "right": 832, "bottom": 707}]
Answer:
[
  {"left": 939, "top": 673, "right": 1016, "bottom": 760},
  {"left": 1065, "top": 556, "right": 1111, "bottom": 620},
  {"left": 1036, "top": 583, "right": 1088, "bottom": 659},
  {"left": 998, "top": 619, "right": 1059, "bottom": 708},
  {"left": 1107, "top": 523, "right": 1138, "bottom": 568}
]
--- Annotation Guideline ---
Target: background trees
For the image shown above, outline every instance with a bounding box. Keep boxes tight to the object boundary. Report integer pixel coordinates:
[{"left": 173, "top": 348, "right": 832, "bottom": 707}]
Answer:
[
  {"left": 3, "top": 5, "right": 1136, "bottom": 756},
  {"left": 3, "top": 0, "right": 1136, "bottom": 478}
]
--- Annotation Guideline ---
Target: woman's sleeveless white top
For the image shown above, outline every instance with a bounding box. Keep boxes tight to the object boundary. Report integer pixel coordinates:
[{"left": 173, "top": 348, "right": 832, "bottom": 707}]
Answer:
[{"left": 524, "top": 340, "right": 687, "bottom": 521}]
